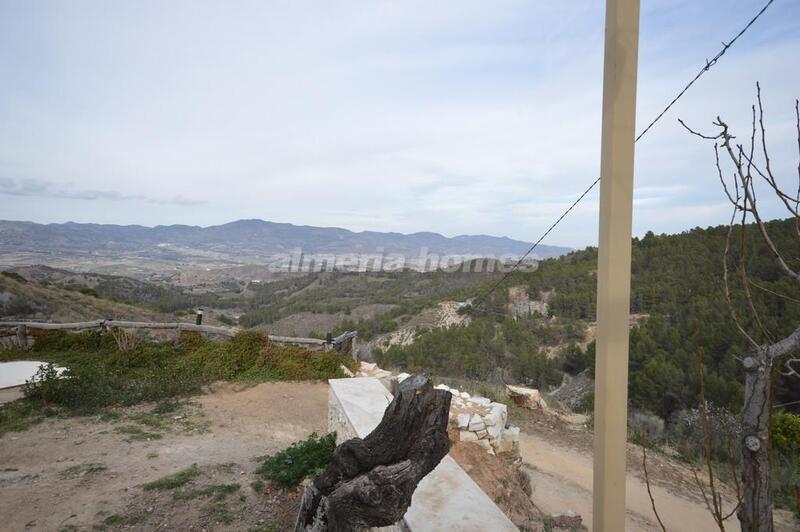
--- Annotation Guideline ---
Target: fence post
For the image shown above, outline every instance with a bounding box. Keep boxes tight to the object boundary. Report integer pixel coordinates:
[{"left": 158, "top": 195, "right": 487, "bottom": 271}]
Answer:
[
  {"left": 16, "top": 324, "right": 28, "bottom": 349},
  {"left": 594, "top": 0, "right": 640, "bottom": 530}
]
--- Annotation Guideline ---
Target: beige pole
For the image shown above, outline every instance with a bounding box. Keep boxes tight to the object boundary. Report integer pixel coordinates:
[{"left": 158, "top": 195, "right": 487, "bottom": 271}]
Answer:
[{"left": 593, "top": 0, "right": 640, "bottom": 530}]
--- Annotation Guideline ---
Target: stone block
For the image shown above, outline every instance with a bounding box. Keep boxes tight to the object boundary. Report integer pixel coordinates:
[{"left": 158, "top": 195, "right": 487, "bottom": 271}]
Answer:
[
  {"left": 487, "top": 423, "right": 502, "bottom": 440},
  {"left": 502, "top": 426, "right": 520, "bottom": 442},
  {"left": 457, "top": 413, "right": 471, "bottom": 429},
  {"left": 496, "top": 438, "right": 515, "bottom": 454},
  {"left": 397, "top": 372, "right": 411, "bottom": 383},
  {"left": 460, "top": 391, "right": 471, "bottom": 399},
  {"left": 475, "top": 439, "right": 492, "bottom": 450},
  {"left": 468, "top": 413, "right": 485, "bottom": 431},
  {"left": 468, "top": 396, "right": 492, "bottom": 407},
  {"left": 475, "top": 429, "right": 488, "bottom": 439},
  {"left": 360, "top": 362, "right": 377, "bottom": 372},
  {"left": 460, "top": 430, "right": 479, "bottom": 442}
]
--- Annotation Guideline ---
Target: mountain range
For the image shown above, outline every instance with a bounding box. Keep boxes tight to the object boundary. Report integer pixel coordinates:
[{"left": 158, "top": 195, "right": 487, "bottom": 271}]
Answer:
[{"left": 0, "top": 219, "right": 570, "bottom": 262}]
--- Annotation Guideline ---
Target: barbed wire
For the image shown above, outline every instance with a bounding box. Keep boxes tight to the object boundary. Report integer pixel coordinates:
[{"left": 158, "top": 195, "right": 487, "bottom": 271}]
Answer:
[{"left": 472, "top": 0, "right": 777, "bottom": 309}]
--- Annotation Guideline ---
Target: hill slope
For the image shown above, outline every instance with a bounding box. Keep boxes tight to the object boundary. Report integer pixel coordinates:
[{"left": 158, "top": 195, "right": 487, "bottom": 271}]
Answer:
[
  {"left": 379, "top": 217, "right": 800, "bottom": 417},
  {"left": 0, "top": 272, "right": 164, "bottom": 323}
]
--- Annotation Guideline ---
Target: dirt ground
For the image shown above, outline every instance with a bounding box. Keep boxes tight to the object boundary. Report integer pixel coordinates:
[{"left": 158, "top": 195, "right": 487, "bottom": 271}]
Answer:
[
  {"left": 2, "top": 383, "right": 798, "bottom": 532},
  {"left": 512, "top": 407, "right": 799, "bottom": 532},
  {"left": 0, "top": 381, "right": 329, "bottom": 531}
]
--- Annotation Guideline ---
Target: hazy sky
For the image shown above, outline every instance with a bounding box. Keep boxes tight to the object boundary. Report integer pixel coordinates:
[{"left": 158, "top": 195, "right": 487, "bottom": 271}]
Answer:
[{"left": 1, "top": 0, "right": 798, "bottom": 248}]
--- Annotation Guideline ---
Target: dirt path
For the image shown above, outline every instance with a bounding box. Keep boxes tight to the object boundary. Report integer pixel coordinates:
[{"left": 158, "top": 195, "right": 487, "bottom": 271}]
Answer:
[
  {"left": 0, "top": 381, "right": 329, "bottom": 531},
  {"left": 519, "top": 431, "right": 738, "bottom": 531}
]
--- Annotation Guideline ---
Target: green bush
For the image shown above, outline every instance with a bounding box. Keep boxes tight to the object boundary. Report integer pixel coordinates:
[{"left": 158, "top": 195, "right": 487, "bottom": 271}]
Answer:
[
  {"left": 6, "top": 330, "right": 353, "bottom": 419},
  {"left": 255, "top": 432, "right": 336, "bottom": 489},
  {"left": 773, "top": 412, "right": 800, "bottom": 459},
  {"left": 1, "top": 271, "right": 27, "bottom": 283}
]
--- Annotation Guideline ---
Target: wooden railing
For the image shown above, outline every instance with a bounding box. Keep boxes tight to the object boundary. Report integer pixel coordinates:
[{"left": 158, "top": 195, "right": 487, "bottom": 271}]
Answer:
[{"left": 0, "top": 320, "right": 357, "bottom": 354}]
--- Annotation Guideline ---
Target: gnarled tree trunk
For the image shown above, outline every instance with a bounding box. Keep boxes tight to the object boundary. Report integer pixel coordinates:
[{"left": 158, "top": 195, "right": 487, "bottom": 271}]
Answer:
[
  {"left": 294, "top": 373, "right": 451, "bottom": 532},
  {"left": 739, "top": 353, "right": 773, "bottom": 532}
]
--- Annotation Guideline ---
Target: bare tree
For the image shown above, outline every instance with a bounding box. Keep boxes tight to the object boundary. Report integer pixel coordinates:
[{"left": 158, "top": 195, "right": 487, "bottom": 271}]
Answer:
[{"left": 680, "top": 84, "right": 800, "bottom": 531}]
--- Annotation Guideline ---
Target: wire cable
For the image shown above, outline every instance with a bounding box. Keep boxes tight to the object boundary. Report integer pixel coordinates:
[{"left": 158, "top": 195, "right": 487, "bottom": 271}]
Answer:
[{"left": 472, "top": 0, "right": 777, "bottom": 308}]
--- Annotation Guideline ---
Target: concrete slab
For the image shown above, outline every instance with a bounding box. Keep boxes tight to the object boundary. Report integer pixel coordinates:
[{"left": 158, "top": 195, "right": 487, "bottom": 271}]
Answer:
[{"left": 0, "top": 361, "right": 64, "bottom": 389}]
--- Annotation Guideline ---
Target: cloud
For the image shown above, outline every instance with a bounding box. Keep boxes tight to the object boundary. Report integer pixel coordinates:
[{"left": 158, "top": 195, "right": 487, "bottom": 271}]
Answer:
[
  {"left": 0, "top": 177, "right": 203, "bottom": 206},
  {"left": 0, "top": 0, "right": 798, "bottom": 247}
]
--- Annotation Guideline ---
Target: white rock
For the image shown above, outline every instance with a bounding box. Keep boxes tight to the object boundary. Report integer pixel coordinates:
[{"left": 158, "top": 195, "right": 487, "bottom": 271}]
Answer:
[
  {"left": 460, "top": 391, "right": 471, "bottom": 399},
  {"left": 487, "top": 423, "right": 502, "bottom": 439},
  {"left": 490, "top": 402, "right": 508, "bottom": 415},
  {"left": 468, "top": 397, "right": 492, "bottom": 407},
  {"left": 360, "top": 362, "right": 377, "bottom": 372},
  {"left": 475, "top": 439, "right": 492, "bottom": 450},
  {"left": 496, "top": 439, "right": 515, "bottom": 454},
  {"left": 457, "top": 413, "right": 471, "bottom": 429},
  {"left": 475, "top": 429, "right": 488, "bottom": 439},
  {"left": 340, "top": 365, "right": 355, "bottom": 377},
  {"left": 468, "top": 413, "right": 485, "bottom": 432},
  {"left": 397, "top": 372, "right": 411, "bottom": 383},
  {"left": 502, "top": 426, "right": 520, "bottom": 442},
  {"left": 460, "top": 430, "right": 479, "bottom": 442},
  {"left": 435, "top": 384, "right": 450, "bottom": 392}
]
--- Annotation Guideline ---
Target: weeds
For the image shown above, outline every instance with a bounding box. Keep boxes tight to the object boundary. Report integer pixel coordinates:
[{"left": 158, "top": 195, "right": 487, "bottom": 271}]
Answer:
[
  {"left": 143, "top": 464, "right": 201, "bottom": 491},
  {"left": 255, "top": 432, "right": 336, "bottom": 489},
  {"left": 1, "top": 330, "right": 353, "bottom": 423},
  {"left": 102, "top": 512, "right": 145, "bottom": 527},
  {"left": 59, "top": 463, "right": 107, "bottom": 479},
  {"left": 173, "top": 483, "right": 240, "bottom": 501},
  {"left": 114, "top": 425, "right": 162, "bottom": 441},
  {"left": 205, "top": 502, "right": 234, "bottom": 524},
  {"left": 0, "top": 399, "right": 56, "bottom": 435}
]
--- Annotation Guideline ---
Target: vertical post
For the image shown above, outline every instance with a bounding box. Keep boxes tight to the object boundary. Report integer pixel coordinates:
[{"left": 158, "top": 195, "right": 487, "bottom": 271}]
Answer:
[
  {"left": 196, "top": 308, "right": 204, "bottom": 326},
  {"left": 16, "top": 324, "right": 28, "bottom": 349},
  {"left": 594, "top": 1, "right": 640, "bottom": 531}
]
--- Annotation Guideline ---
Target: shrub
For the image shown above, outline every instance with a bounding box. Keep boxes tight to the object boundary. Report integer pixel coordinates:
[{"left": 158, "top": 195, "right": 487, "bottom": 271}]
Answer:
[
  {"left": 250, "top": 343, "right": 347, "bottom": 381},
  {"left": 1, "top": 271, "right": 27, "bottom": 283},
  {"left": 576, "top": 391, "right": 594, "bottom": 414},
  {"left": 255, "top": 432, "right": 336, "bottom": 489},
  {"left": 629, "top": 410, "right": 665, "bottom": 444},
  {"left": 13, "top": 330, "right": 351, "bottom": 415},
  {"left": 773, "top": 412, "right": 800, "bottom": 460}
]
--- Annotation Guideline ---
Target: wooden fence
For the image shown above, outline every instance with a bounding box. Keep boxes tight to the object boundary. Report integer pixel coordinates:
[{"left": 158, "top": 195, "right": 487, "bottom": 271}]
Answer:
[{"left": 0, "top": 320, "right": 357, "bottom": 355}]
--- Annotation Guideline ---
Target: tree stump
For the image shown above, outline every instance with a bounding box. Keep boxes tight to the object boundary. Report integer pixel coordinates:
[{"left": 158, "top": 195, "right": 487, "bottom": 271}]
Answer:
[{"left": 294, "top": 374, "right": 451, "bottom": 532}]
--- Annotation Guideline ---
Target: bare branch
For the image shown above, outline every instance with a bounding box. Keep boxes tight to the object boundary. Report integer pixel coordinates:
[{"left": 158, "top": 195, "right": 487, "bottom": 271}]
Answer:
[
  {"left": 717, "top": 116, "right": 800, "bottom": 283},
  {"left": 766, "top": 325, "right": 800, "bottom": 362},
  {"left": 737, "top": 193, "right": 774, "bottom": 344},
  {"left": 641, "top": 444, "right": 667, "bottom": 532},
  {"left": 748, "top": 279, "right": 800, "bottom": 305},
  {"left": 781, "top": 357, "right": 800, "bottom": 378},
  {"left": 722, "top": 206, "right": 760, "bottom": 350},
  {"left": 678, "top": 118, "right": 724, "bottom": 140}
]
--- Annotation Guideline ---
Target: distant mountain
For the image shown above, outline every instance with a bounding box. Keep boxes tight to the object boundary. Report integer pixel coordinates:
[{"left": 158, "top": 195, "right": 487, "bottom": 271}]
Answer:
[{"left": 0, "top": 219, "right": 571, "bottom": 263}]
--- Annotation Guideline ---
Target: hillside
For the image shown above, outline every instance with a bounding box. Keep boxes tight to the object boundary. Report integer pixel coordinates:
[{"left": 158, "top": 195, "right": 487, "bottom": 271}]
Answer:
[
  {"left": 379, "top": 217, "right": 800, "bottom": 417},
  {"left": 0, "top": 271, "right": 164, "bottom": 323},
  {"left": 0, "top": 219, "right": 571, "bottom": 268}
]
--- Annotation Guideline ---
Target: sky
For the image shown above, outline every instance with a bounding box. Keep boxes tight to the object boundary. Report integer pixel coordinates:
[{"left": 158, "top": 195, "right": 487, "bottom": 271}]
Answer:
[{"left": 1, "top": 0, "right": 799, "bottom": 248}]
